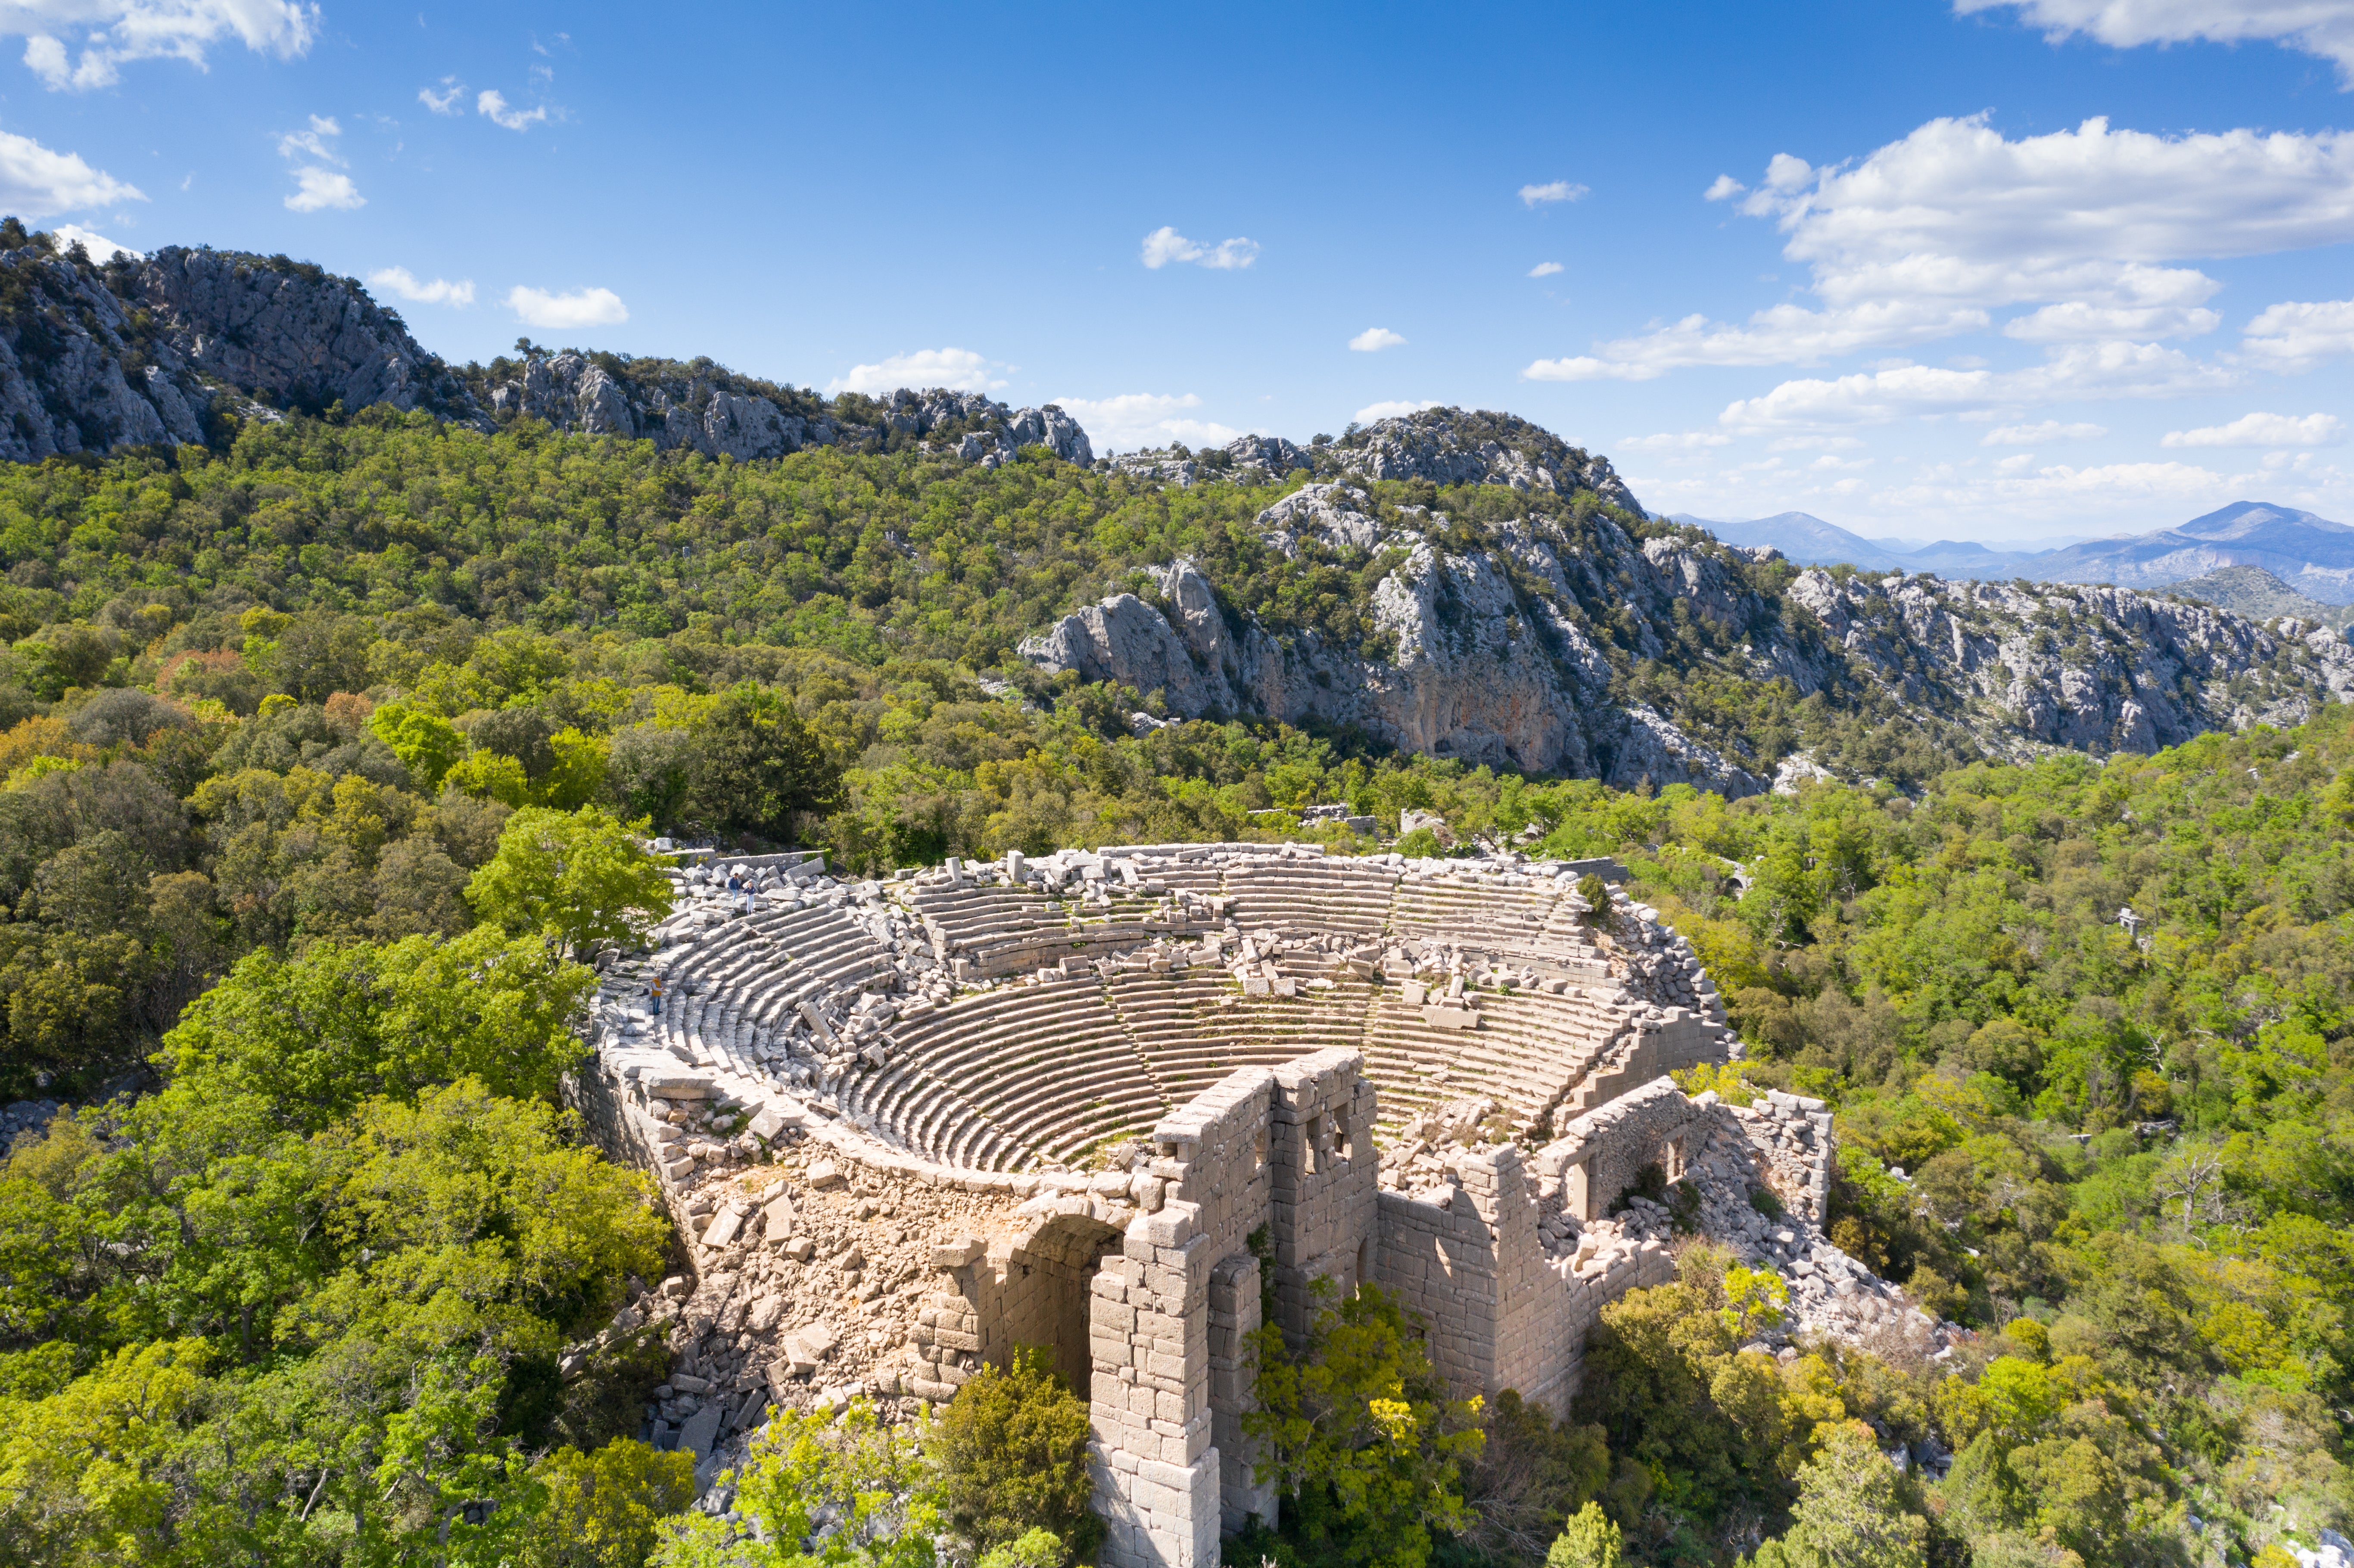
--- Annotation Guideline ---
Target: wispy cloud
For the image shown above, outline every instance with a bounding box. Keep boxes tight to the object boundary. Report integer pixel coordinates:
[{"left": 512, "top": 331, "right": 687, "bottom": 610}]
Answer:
[
  {"left": 1140, "top": 226, "right": 1259, "bottom": 271},
  {"left": 1980, "top": 420, "right": 2108, "bottom": 445},
  {"left": 1519, "top": 180, "right": 1587, "bottom": 207},
  {"left": 1528, "top": 261, "right": 1563, "bottom": 277},
  {"left": 1618, "top": 431, "right": 1733, "bottom": 453},
  {"left": 50, "top": 223, "right": 138, "bottom": 261},
  {"left": 370, "top": 266, "right": 474, "bottom": 307},
  {"left": 16, "top": 0, "right": 314, "bottom": 93},
  {"left": 828, "top": 347, "right": 1005, "bottom": 395},
  {"left": 418, "top": 78, "right": 464, "bottom": 115},
  {"left": 2239, "top": 297, "right": 2354, "bottom": 372},
  {"left": 2161, "top": 411, "right": 2345, "bottom": 448},
  {"left": 1348, "top": 327, "right": 1406, "bottom": 352},
  {"left": 285, "top": 167, "right": 361, "bottom": 212},
  {"left": 1958, "top": 0, "right": 2354, "bottom": 85},
  {"left": 277, "top": 114, "right": 342, "bottom": 165},
  {"left": 1048, "top": 392, "right": 1240, "bottom": 450},
  {"left": 0, "top": 128, "right": 143, "bottom": 215},
  {"left": 478, "top": 89, "right": 548, "bottom": 132},
  {"left": 1354, "top": 399, "right": 1441, "bottom": 423},
  {"left": 507, "top": 285, "right": 626, "bottom": 329},
  {"left": 275, "top": 113, "right": 354, "bottom": 212}
]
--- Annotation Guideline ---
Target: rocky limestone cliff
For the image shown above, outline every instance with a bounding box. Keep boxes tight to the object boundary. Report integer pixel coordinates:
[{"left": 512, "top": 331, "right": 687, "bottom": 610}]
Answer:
[
  {"left": 476, "top": 357, "right": 1092, "bottom": 467},
  {"left": 1021, "top": 482, "right": 2354, "bottom": 794},
  {"left": 132, "top": 247, "right": 476, "bottom": 420},
  {"left": 0, "top": 226, "right": 1090, "bottom": 471},
  {"left": 0, "top": 236, "right": 472, "bottom": 461},
  {"left": 1111, "top": 407, "right": 1644, "bottom": 515}
]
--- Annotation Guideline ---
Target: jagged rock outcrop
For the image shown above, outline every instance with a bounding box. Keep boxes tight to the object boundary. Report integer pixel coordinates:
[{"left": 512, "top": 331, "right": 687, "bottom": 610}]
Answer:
[
  {"left": 482, "top": 359, "right": 1093, "bottom": 467},
  {"left": 1110, "top": 407, "right": 1643, "bottom": 513},
  {"left": 0, "top": 227, "right": 1091, "bottom": 472},
  {"left": 0, "top": 245, "right": 214, "bottom": 461},
  {"left": 131, "top": 247, "right": 476, "bottom": 419},
  {"left": 1330, "top": 407, "right": 1647, "bottom": 514},
  {"left": 1020, "top": 482, "right": 1762, "bottom": 790},
  {"left": 0, "top": 236, "right": 476, "bottom": 460},
  {"left": 1021, "top": 477, "right": 2354, "bottom": 793}
]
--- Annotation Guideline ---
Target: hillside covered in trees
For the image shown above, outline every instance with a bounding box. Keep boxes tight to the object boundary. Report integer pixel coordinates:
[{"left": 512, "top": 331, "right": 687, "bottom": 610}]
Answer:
[{"left": 0, "top": 275, "right": 2347, "bottom": 1566}]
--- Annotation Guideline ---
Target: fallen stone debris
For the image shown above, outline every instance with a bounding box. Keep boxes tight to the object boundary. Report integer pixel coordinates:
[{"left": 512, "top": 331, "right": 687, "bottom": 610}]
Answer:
[{"left": 566, "top": 842, "right": 1955, "bottom": 1546}]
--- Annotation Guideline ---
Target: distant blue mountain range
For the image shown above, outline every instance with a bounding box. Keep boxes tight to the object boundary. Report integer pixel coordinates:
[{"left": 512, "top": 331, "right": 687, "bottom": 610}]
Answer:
[{"left": 1671, "top": 502, "right": 2354, "bottom": 604}]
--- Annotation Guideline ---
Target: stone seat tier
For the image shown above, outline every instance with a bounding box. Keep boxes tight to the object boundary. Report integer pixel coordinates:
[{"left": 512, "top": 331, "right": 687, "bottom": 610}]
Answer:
[
  {"left": 882, "top": 980, "right": 1163, "bottom": 1170},
  {"left": 1389, "top": 881, "right": 1558, "bottom": 952}
]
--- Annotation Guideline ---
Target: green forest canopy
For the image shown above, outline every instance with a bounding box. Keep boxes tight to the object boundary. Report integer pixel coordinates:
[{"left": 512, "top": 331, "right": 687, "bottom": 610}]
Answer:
[{"left": 0, "top": 413, "right": 2348, "bottom": 1567}]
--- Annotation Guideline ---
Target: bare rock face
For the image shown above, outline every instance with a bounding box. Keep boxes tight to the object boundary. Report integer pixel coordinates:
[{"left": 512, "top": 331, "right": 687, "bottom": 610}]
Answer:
[
  {"left": 1109, "top": 407, "right": 1641, "bottom": 514},
  {"left": 0, "top": 246, "right": 214, "bottom": 462},
  {"left": 482, "top": 359, "right": 1093, "bottom": 468},
  {"left": 1021, "top": 472, "right": 2354, "bottom": 793},
  {"left": 131, "top": 247, "right": 476, "bottom": 419},
  {"left": 1332, "top": 406, "right": 1646, "bottom": 514}
]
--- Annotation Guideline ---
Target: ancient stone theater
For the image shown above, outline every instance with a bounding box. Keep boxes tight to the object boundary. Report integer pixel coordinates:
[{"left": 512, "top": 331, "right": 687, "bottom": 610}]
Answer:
[{"left": 573, "top": 843, "right": 1934, "bottom": 1568}]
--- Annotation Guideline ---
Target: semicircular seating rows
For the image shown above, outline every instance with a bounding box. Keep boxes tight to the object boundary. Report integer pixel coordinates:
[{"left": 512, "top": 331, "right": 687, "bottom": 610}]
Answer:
[{"left": 610, "top": 846, "right": 1731, "bottom": 1173}]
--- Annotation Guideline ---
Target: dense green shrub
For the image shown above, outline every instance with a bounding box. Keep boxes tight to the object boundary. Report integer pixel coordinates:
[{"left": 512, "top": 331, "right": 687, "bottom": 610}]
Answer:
[{"left": 928, "top": 1345, "right": 1101, "bottom": 1562}]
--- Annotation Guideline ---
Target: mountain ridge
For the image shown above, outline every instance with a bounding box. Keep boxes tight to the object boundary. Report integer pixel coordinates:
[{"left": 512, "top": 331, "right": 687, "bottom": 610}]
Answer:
[
  {"left": 1, "top": 223, "right": 2350, "bottom": 795},
  {"left": 1680, "top": 501, "right": 2354, "bottom": 604}
]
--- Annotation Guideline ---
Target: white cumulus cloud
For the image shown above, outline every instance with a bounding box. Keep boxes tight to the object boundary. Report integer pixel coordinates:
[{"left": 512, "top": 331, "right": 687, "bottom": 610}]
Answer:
[
  {"left": 1047, "top": 392, "right": 1239, "bottom": 450},
  {"left": 507, "top": 285, "right": 627, "bottom": 330},
  {"left": 369, "top": 267, "right": 474, "bottom": 307},
  {"left": 1354, "top": 400, "right": 1441, "bottom": 423},
  {"left": 0, "top": 128, "right": 142, "bottom": 215},
  {"left": 478, "top": 89, "right": 548, "bottom": 131},
  {"left": 1980, "top": 420, "right": 2107, "bottom": 445},
  {"left": 48, "top": 222, "right": 135, "bottom": 260},
  {"left": 2162, "top": 411, "right": 2345, "bottom": 448},
  {"left": 1528, "top": 261, "right": 1563, "bottom": 277},
  {"left": 277, "top": 114, "right": 341, "bottom": 165},
  {"left": 1519, "top": 180, "right": 1587, "bottom": 206},
  {"left": 1719, "top": 341, "right": 2235, "bottom": 431},
  {"left": 1703, "top": 174, "right": 1746, "bottom": 201},
  {"left": 828, "top": 347, "right": 1002, "bottom": 396},
  {"left": 1139, "top": 226, "right": 1258, "bottom": 270},
  {"left": 1348, "top": 327, "right": 1406, "bottom": 352},
  {"left": 2241, "top": 297, "right": 2354, "bottom": 371},
  {"left": 1957, "top": 0, "right": 2354, "bottom": 83},
  {"left": 14, "top": 0, "right": 313, "bottom": 91},
  {"left": 284, "top": 167, "right": 360, "bottom": 212},
  {"left": 1535, "top": 114, "right": 2354, "bottom": 383},
  {"left": 418, "top": 78, "right": 463, "bottom": 115}
]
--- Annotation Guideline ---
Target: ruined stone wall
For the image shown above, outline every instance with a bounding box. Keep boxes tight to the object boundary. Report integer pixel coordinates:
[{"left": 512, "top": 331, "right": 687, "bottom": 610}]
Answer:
[
  {"left": 1087, "top": 1048, "right": 1378, "bottom": 1568},
  {"left": 1266, "top": 1055, "right": 1382, "bottom": 1339},
  {"left": 1536, "top": 1077, "right": 1716, "bottom": 1223}
]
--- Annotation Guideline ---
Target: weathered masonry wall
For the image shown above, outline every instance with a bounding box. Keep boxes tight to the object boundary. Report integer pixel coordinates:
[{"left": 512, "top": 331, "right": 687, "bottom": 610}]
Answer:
[
  {"left": 1071, "top": 1052, "right": 1745, "bottom": 1568},
  {"left": 1084, "top": 1049, "right": 1377, "bottom": 1568}
]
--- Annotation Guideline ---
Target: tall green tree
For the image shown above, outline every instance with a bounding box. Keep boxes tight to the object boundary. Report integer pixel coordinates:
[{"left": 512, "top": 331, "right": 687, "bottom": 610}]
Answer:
[
  {"left": 1245, "top": 1283, "right": 1488, "bottom": 1568},
  {"left": 690, "top": 683, "right": 846, "bottom": 841},
  {"left": 466, "top": 805, "right": 672, "bottom": 959},
  {"left": 1750, "top": 1422, "right": 1929, "bottom": 1568}
]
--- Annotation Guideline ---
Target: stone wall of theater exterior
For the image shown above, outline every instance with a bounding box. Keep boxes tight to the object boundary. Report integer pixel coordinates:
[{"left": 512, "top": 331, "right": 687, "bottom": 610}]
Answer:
[{"left": 1083, "top": 1048, "right": 1376, "bottom": 1568}]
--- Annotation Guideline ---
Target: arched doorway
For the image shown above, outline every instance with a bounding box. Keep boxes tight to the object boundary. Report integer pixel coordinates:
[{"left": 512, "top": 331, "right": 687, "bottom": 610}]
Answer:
[{"left": 993, "top": 1212, "right": 1126, "bottom": 1394}]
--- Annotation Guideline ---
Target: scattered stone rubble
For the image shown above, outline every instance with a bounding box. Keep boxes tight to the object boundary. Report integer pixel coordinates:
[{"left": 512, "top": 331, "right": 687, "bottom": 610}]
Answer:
[
  {"left": 0, "top": 1099, "right": 60, "bottom": 1154},
  {"left": 569, "top": 840, "right": 1955, "bottom": 1538}
]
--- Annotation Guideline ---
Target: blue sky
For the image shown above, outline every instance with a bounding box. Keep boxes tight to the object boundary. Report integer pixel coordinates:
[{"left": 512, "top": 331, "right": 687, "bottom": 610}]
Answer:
[{"left": 6, "top": 1, "right": 2354, "bottom": 544}]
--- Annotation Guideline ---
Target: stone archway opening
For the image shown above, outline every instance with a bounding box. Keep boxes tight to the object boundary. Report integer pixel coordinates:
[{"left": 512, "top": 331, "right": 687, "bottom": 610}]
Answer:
[{"left": 996, "top": 1212, "right": 1126, "bottom": 1396}]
